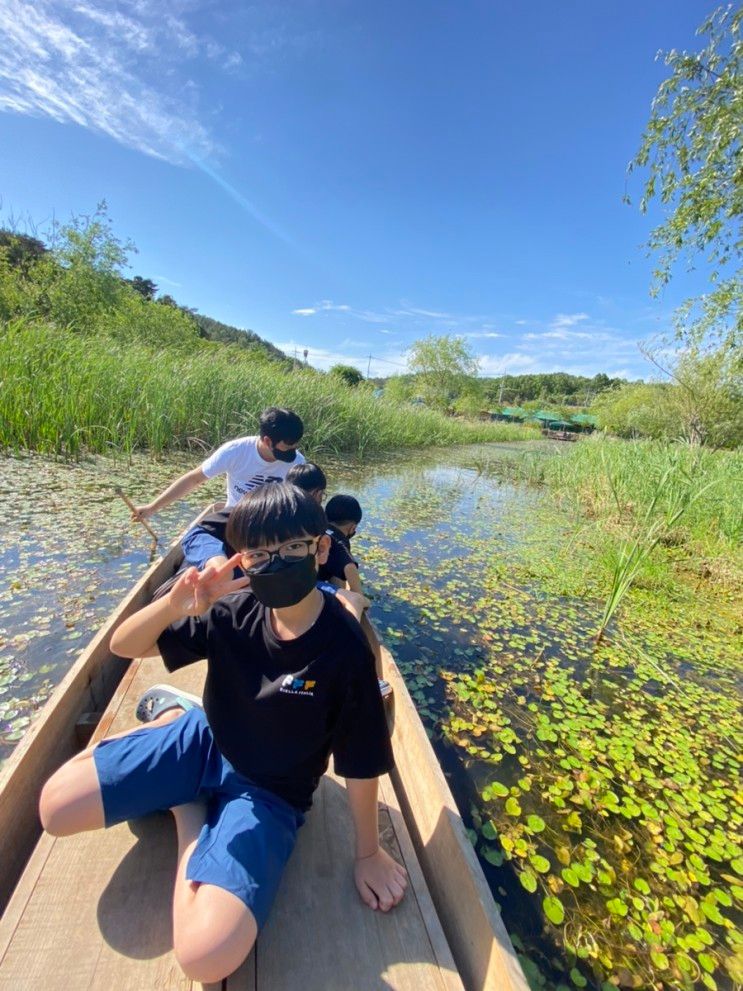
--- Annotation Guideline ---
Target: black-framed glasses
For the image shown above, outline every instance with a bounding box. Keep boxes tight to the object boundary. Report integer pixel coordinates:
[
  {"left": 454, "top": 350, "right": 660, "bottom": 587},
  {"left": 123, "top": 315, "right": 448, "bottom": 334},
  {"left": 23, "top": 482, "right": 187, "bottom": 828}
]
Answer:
[{"left": 241, "top": 537, "right": 319, "bottom": 572}]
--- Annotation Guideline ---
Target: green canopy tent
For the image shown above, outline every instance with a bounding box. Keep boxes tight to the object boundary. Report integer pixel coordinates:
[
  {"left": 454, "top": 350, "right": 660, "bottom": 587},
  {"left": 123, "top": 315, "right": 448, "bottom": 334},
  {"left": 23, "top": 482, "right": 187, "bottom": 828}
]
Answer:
[
  {"left": 570, "top": 413, "right": 598, "bottom": 432},
  {"left": 498, "top": 406, "right": 528, "bottom": 422}
]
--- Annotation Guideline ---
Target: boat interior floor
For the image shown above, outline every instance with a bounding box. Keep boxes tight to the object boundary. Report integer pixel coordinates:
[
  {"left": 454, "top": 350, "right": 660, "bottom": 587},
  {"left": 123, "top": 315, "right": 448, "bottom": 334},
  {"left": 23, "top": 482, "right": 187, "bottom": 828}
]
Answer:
[{"left": 0, "top": 656, "right": 463, "bottom": 991}]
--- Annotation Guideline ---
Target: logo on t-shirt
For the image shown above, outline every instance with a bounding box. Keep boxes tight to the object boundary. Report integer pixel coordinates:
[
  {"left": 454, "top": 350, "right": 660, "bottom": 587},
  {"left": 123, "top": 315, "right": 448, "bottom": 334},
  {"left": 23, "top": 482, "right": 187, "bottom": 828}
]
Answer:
[
  {"left": 279, "top": 675, "right": 317, "bottom": 697},
  {"left": 233, "top": 474, "right": 283, "bottom": 497}
]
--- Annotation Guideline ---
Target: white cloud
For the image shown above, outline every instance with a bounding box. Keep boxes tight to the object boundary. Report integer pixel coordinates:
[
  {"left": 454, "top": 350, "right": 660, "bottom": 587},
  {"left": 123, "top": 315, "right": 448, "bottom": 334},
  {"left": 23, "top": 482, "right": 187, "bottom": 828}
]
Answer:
[
  {"left": 394, "top": 305, "right": 455, "bottom": 320},
  {"left": 477, "top": 353, "right": 537, "bottom": 375},
  {"left": 524, "top": 330, "right": 597, "bottom": 341},
  {"left": 152, "top": 273, "right": 181, "bottom": 288},
  {"left": 292, "top": 308, "right": 317, "bottom": 316},
  {"left": 272, "top": 339, "right": 408, "bottom": 377},
  {"left": 0, "top": 0, "right": 227, "bottom": 163},
  {"left": 550, "top": 312, "right": 590, "bottom": 329},
  {"left": 464, "top": 331, "right": 503, "bottom": 339}
]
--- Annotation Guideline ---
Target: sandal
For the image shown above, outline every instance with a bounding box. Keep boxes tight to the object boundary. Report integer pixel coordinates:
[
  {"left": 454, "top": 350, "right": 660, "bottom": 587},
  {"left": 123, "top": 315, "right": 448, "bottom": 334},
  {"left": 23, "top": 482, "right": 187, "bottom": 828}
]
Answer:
[{"left": 135, "top": 683, "right": 203, "bottom": 723}]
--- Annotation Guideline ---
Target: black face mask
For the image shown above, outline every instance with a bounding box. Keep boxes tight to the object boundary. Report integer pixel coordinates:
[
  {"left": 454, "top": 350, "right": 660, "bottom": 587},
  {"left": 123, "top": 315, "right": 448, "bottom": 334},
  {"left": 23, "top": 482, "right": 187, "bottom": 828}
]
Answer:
[
  {"left": 248, "top": 553, "right": 317, "bottom": 608},
  {"left": 271, "top": 444, "right": 297, "bottom": 463}
]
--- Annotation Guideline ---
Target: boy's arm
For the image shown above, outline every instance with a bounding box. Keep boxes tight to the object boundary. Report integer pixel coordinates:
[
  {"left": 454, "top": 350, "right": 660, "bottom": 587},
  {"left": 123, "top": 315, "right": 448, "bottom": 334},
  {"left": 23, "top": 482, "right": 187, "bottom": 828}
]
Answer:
[
  {"left": 111, "top": 595, "right": 183, "bottom": 658},
  {"left": 111, "top": 556, "right": 249, "bottom": 658},
  {"left": 342, "top": 562, "right": 363, "bottom": 595},
  {"left": 345, "top": 777, "right": 407, "bottom": 911},
  {"left": 132, "top": 467, "right": 207, "bottom": 521}
]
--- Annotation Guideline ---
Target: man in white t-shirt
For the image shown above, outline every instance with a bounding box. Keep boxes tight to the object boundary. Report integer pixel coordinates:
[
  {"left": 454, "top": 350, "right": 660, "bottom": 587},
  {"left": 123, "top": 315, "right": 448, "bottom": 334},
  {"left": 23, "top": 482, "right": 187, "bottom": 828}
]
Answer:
[{"left": 132, "top": 408, "right": 305, "bottom": 521}]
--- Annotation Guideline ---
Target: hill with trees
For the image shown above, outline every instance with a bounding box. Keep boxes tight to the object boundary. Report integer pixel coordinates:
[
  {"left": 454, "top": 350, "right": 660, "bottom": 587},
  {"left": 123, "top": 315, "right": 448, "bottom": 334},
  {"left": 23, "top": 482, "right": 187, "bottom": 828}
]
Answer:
[{"left": 0, "top": 219, "right": 289, "bottom": 366}]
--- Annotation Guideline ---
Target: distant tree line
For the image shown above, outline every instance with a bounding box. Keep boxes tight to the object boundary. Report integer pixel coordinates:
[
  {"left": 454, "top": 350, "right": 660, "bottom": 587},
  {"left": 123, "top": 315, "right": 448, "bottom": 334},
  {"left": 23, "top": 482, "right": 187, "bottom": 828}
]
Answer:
[{"left": 376, "top": 368, "right": 626, "bottom": 408}]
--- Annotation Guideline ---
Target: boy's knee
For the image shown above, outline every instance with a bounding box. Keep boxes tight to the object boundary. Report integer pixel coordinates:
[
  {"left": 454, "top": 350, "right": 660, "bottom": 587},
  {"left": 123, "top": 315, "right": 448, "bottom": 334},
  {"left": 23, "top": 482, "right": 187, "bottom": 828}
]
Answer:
[
  {"left": 174, "top": 924, "right": 256, "bottom": 983},
  {"left": 38, "top": 775, "right": 69, "bottom": 836},
  {"left": 174, "top": 905, "right": 256, "bottom": 983}
]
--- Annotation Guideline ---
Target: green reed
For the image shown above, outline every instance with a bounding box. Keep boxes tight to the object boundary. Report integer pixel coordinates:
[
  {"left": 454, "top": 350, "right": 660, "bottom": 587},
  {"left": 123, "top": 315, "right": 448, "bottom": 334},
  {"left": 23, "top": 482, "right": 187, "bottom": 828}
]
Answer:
[
  {"left": 594, "top": 452, "right": 718, "bottom": 643},
  {"left": 0, "top": 320, "right": 539, "bottom": 456}
]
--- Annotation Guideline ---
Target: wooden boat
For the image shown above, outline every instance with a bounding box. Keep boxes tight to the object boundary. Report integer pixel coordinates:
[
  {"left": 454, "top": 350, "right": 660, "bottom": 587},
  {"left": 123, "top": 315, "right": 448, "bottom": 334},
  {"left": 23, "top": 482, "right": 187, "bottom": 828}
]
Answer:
[
  {"left": 0, "top": 510, "right": 527, "bottom": 991},
  {"left": 540, "top": 428, "right": 578, "bottom": 442}
]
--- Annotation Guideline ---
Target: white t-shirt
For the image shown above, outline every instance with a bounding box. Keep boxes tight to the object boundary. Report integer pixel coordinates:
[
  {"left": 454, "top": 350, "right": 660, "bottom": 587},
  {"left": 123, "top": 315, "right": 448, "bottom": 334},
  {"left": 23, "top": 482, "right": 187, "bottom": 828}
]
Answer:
[{"left": 201, "top": 436, "right": 305, "bottom": 507}]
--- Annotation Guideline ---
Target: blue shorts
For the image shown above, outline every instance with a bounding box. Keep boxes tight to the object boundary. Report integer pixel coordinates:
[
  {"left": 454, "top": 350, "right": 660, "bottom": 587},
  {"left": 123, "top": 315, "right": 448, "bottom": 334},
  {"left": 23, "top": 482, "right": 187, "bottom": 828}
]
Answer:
[
  {"left": 316, "top": 581, "right": 337, "bottom": 596},
  {"left": 93, "top": 708, "right": 304, "bottom": 928}
]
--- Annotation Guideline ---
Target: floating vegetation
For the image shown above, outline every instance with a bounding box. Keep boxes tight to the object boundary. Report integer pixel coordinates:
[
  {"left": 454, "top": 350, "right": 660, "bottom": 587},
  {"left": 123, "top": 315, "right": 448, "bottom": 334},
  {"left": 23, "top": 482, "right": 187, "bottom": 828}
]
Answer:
[{"left": 2, "top": 443, "right": 741, "bottom": 990}]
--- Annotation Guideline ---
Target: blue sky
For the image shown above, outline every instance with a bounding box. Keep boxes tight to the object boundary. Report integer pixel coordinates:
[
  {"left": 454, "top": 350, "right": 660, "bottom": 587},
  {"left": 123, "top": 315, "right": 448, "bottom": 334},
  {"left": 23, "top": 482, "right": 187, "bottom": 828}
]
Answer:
[{"left": 0, "top": 0, "right": 710, "bottom": 379}]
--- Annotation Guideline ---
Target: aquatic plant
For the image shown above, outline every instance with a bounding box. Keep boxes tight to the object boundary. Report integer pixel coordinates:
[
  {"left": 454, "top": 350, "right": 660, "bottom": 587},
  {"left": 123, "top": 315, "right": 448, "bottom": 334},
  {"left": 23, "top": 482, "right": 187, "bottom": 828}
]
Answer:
[
  {"left": 0, "top": 320, "right": 538, "bottom": 457},
  {"left": 595, "top": 451, "right": 718, "bottom": 644}
]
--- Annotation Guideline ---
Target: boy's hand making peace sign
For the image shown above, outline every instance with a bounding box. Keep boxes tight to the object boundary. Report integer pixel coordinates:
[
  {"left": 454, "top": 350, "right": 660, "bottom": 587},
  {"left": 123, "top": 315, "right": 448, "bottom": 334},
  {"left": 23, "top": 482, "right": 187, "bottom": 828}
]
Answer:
[{"left": 167, "top": 555, "right": 251, "bottom": 617}]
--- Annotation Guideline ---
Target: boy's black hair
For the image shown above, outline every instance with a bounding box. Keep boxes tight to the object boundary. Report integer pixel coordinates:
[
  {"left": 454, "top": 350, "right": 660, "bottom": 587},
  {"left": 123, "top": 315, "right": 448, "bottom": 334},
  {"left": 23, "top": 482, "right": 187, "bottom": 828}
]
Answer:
[
  {"left": 285, "top": 462, "right": 327, "bottom": 493},
  {"left": 325, "top": 494, "right": 363, "bottom": 526},
  {"left": 227, "top": 484, "right": 327, "bottom": 550},
  {"left": 258, "top": 407, "right": 304, "bottom": 444}
]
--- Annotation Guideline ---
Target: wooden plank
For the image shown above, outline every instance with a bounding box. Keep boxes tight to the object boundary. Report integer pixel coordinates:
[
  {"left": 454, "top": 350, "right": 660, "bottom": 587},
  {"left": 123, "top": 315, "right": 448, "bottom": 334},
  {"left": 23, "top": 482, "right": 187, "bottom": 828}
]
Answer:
[
  {"left": 234, "top": 761, "right": 463, "bottom": 991},
  {"left": 382, "top": 646, "right": 528, "bottom": 991},
  {"left": 0, "top": 505, "right": 220, "bottom": 913},
  {"left": 377, "top": 775, "right": 462, "bottom": 991},
  {"left": 0, "top": 546, "right": 177, "bottom": 913},
  {"left": 0, "top": 658, "right": 223, "bottom": 990}
]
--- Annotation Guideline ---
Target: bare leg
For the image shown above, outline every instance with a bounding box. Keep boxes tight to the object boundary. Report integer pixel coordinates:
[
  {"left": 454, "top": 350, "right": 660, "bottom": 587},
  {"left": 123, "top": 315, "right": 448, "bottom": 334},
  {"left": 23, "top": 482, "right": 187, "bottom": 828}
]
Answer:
[
  {"left": 171, "top": 803, "right": 258, "bottom": 983},
  {"left": 39, "top": 709, "right": 183, "bottom": 836}
]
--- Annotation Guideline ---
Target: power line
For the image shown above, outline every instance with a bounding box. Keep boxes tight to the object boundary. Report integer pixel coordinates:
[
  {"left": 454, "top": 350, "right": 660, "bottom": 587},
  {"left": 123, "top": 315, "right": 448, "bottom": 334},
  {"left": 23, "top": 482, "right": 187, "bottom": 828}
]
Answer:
[{"left": 365, "top": 353, "right": 410, "bottom": 379}]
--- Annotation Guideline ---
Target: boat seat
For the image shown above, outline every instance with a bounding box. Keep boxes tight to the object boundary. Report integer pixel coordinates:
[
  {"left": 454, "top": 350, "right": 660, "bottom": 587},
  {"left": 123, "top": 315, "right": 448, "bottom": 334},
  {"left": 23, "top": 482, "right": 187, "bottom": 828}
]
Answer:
[{"left": 0, "top": 656, "right": 463, "bottom": 991}]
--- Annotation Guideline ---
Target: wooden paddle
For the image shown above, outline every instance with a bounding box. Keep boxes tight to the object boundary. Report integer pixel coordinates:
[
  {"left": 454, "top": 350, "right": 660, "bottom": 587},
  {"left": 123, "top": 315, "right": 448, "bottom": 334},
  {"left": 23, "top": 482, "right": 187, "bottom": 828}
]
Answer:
[{"left": 114, "top": 487, "right": 162, "bottom": 560}]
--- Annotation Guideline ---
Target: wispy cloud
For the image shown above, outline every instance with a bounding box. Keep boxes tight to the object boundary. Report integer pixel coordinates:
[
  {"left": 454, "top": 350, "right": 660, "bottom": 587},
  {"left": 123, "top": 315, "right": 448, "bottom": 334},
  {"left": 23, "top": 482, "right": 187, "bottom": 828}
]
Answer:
[
  {"left": 152, "top": 273, "right": 182, "bottom": 288},
  {"left": 0, "top": 0, "right": 229, "bottom": 163},
  {"left": 550, "top": 312, "right": 590, "bottom": 329},
  {"left": 0, "top": 1, "right": 304, "bottom": 243},
  {"left": 272, "top": 339, "right": 408, "bottom": 376},
  {"left": 464, "top": 331, "right": 503, "bottom": 339},
  {"left": 478, "top": 353, "right": 537, "bottom": 375},
  {"left": 524, "top": 329, "right": 598, "bottom": 341}
]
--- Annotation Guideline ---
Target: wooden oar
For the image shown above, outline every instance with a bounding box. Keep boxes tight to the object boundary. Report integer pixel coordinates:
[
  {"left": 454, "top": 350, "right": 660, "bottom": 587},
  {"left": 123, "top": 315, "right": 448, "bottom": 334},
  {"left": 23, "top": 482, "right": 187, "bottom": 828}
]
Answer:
[{"left": 114, "top": 487, "right": 162, "bottom": 560}]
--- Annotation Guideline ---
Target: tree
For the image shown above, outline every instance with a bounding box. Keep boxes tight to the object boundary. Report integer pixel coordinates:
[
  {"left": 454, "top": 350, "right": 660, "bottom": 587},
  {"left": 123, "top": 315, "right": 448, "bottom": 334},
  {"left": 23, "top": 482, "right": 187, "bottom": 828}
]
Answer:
[
  {"left": 593, "top": 348, "right": 742, "bottom": 448},
  {"left": 629, "top": 5, "right": 742, "bottom": 350},
  {"left": 383, "top": 375, "right": 416, "bottom": 404},
  {"left": 130, "top": 276, "right": 157, "bottom": 300},
  {"left": 329, "top": 364, "right": 364, "bottom": 387},
  {"left": 407, "top": 334, "right": 480, "bottom": 411},
  {"left": 0, "top": 230, "right": 47, "bottom": 270}
]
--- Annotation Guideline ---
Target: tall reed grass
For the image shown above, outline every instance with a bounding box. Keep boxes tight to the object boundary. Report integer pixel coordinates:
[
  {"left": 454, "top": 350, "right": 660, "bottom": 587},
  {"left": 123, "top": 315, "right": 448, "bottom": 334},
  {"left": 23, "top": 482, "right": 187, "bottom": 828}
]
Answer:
[
  {"left": 0, "top": 320, "right": 538, "bottom": 456},
  {"left": 537, "top": 435, "right": 742, "bottom": 548},
  {"left": 594, "top": 452, "right": 718, "bottom": 642}
]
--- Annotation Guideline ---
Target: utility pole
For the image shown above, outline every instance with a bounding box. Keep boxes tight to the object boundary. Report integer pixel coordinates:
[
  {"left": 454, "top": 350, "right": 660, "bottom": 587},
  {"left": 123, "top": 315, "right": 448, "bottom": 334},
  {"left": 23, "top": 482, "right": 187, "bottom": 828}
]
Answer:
[{"left": 498, "top": 376, "right": 505, "bottom": 404}]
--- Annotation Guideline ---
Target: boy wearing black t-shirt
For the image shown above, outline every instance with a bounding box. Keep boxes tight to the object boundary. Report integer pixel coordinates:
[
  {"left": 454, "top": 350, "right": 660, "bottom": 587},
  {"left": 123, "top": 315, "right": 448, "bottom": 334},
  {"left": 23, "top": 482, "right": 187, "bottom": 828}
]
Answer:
[
  {"left": 38, "top": 485, "right": 406, "bottom": 984},
  {"left": 320, "top": 494, "right": 385, "bottom": 678}
]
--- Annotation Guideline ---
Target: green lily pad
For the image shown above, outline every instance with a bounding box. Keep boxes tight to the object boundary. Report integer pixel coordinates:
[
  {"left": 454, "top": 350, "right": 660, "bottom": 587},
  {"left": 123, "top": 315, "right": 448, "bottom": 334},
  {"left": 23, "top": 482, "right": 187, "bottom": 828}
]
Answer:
[{"left": 543, "top": 895, "right": 565, "bottom": 925}]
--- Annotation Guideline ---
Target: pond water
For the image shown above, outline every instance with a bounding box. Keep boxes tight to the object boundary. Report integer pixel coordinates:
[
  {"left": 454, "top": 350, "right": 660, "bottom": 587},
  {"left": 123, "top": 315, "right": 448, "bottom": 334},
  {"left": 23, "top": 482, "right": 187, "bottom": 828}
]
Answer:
[{"left": 2, "top": 446, "right": 740, "bottom": 991}]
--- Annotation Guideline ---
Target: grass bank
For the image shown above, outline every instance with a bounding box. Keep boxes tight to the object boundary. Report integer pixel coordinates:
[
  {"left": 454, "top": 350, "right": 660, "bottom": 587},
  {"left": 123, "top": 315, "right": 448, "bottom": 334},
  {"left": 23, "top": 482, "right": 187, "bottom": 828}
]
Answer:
[
  {"left": 471, "top": 435, "right": 741, "bottom": 619},
  {"left": 0, "top": 320, "right": 538, "bottom": 457}
]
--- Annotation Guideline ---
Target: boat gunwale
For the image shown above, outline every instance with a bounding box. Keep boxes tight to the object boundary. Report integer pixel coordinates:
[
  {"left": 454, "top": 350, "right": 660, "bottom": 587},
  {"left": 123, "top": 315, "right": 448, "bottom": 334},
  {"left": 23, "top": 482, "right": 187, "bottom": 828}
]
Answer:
[{"left": 1, "top": 504, "right": 527, "bottom": 990}]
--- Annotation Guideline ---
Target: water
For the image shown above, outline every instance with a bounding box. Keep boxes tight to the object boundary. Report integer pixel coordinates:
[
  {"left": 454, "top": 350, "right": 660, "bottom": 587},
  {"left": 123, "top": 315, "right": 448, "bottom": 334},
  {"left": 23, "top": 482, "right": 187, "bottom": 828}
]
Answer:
[{"left": 2, "top": 445, "right": 740, "bottom": 991}]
